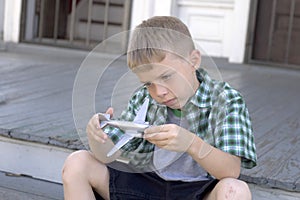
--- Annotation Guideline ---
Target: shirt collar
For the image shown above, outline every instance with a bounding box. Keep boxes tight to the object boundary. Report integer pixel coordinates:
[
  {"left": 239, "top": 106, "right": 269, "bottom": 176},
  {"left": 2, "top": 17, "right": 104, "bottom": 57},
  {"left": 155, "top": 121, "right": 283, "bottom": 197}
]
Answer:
[{"left": 187, "top": 69, "right": 213, "bottom": 108}]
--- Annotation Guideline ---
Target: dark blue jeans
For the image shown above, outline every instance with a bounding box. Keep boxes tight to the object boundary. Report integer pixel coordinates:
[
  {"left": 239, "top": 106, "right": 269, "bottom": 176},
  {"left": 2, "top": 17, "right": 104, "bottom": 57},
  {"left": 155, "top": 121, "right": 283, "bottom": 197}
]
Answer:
[{"left": 95, "top": 162, "right": 218, "bottom": 200}]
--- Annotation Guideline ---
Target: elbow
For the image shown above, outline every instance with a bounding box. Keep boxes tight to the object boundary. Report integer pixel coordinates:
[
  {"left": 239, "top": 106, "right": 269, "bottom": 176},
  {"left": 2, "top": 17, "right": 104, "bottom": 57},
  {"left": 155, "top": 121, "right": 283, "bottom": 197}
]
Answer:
[
  {"left": 229, "top": 167, "right": 241, "bottom": 179},
  {"left": 221, "top": 155, "right": 242, "bottom": 179},
  {"left": 217, "top": 165, "right": 241, "bottom": 180}
]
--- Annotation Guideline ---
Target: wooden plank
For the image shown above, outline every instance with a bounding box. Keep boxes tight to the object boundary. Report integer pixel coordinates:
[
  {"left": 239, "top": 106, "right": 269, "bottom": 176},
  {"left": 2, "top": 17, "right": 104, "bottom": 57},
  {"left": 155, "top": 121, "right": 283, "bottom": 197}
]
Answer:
[
  {"left": 0, "top": 53, "right": 129, "bottom": 150},
  {"left": 242, "top": 109, "right": 300, "bottom": 191}
]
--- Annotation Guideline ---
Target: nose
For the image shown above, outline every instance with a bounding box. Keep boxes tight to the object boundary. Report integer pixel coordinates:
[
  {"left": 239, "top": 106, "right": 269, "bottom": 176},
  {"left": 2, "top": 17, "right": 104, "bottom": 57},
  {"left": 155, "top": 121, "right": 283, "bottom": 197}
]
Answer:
[{"left": 152, "top": 83, "right": 168, "bottom": 98}]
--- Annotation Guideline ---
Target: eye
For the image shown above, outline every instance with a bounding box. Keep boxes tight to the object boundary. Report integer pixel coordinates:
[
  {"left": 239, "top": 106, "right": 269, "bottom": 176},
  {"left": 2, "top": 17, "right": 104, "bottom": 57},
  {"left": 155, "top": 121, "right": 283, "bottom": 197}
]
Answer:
[
  {"left": 161, "top": 73, "right": 173, "bottom": 81},
  {"left": 143, "top": 82, "right": 152, "bottom": 87}
]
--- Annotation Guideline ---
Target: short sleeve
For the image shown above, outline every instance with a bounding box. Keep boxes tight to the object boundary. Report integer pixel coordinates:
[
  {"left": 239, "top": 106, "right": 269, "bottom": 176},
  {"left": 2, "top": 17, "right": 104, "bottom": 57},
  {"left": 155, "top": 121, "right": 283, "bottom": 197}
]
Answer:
[{"left": 213, "top": 90, "right": 257, "bottom": 169}]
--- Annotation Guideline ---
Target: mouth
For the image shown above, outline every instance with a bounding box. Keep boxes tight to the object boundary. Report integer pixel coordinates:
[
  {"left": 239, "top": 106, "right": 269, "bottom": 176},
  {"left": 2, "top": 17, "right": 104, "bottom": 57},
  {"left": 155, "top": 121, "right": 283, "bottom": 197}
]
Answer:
[{"left": 162, "top": 98, "right": 177, "bottom": 107}]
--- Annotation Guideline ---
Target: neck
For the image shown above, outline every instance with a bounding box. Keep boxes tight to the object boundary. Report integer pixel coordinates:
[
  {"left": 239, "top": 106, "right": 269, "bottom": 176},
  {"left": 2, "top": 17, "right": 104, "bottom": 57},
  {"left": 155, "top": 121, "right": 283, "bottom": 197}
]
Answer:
[
  {"left": 192, "top": 71, "right": 200, "bottom": 93},
  {"left": 171, "top": 108, "right": 182, "bottom": 117}
]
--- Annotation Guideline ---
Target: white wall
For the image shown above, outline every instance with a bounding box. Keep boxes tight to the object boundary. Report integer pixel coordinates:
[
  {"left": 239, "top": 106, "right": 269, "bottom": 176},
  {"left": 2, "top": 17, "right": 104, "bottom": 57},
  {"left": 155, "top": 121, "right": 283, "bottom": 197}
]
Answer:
[
  {"left": 0, "top": 0, "right": 5, "bottom": 40},
  {"left": 130, "top": 0, "right": 173, "bottom": 29},
  {"left": 3, "top": 0, "right": 22, "bottom": 42}
]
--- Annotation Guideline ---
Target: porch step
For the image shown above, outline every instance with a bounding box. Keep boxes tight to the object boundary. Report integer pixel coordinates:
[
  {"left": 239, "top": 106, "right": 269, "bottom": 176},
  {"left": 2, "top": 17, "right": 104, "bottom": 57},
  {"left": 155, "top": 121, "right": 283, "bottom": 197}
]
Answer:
[
  {"left": 0, "top": 136, "right": 73, "bottom": 184},
  {"left": 79, "top": 19, "right": 122, "bottom": 26},
  {"left": 93, "top": 0, "right": 124, "bottom": 7},
  {"left": 1, "top": 136, "right": 300, "bottom": 200},
  {"left": 75, "top": 21, "right": 123, "bottom": 43},
  {"left": 78, "top": 2, "right": 124, "bottom": 24},
  {"left": 0, "top": 171, "right": 63, "bottom": 200},
  {"left": 74, "top": 0, "right": 125, "bottom": 42}
]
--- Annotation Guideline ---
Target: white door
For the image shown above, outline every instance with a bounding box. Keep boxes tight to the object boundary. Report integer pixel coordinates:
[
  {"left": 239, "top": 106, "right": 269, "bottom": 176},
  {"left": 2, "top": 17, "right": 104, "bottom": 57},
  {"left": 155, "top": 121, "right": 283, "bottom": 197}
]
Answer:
[{"left": 175, "top": 0, "right": 235, "bottom": 57}]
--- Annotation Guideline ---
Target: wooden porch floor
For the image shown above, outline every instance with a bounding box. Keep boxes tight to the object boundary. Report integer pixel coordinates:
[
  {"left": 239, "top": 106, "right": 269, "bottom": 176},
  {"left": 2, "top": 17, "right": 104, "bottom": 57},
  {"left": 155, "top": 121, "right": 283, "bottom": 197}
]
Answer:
[{"left": 0, "top": 46, "right": 300, "bottom": 192}]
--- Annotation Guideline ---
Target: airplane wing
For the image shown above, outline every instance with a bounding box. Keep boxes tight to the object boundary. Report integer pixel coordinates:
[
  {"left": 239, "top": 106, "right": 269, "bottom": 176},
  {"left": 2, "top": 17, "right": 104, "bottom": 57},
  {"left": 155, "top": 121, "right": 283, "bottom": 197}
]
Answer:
[
  {"left": 106, "top": 98, "right": 149, "bottom": 157},
  {"left": 106, "top": 133, "right": 133, "bottom": 157}
]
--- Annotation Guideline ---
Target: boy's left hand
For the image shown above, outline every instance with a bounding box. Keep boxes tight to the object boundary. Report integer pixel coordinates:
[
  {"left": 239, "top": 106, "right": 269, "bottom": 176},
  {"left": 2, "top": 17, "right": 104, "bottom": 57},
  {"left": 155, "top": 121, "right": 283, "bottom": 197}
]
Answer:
[{"left": 144, "top": 124, "right": 196, "bottom": 152}]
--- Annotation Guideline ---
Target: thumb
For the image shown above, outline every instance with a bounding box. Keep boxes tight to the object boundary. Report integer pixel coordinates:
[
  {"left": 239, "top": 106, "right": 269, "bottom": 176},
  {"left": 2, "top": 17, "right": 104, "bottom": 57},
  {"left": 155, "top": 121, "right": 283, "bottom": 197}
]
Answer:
[{"left": 106, "top": 107, "right": 114, "bottom": 118}]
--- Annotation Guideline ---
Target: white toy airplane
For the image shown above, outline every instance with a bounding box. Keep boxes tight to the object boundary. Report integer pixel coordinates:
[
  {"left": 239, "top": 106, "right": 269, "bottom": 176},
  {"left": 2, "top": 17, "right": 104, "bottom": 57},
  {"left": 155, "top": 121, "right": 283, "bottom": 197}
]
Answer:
[{"left": 98, "top": 98, "right": 150, "bottom": 157}]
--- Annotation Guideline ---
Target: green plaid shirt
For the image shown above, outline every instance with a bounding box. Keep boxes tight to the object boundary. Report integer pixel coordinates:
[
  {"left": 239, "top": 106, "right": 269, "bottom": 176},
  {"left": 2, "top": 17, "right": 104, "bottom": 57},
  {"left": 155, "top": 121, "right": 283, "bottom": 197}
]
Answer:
[{"left": 105, "top": 68, "right": 257, "bottom": 169}]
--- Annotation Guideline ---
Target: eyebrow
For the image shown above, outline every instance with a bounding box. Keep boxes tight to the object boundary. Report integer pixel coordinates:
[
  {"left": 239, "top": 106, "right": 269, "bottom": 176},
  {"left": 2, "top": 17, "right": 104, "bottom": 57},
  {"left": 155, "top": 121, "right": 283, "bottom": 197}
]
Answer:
[{"left": 140, "top": 69, "right": 174, "bottom": 84}]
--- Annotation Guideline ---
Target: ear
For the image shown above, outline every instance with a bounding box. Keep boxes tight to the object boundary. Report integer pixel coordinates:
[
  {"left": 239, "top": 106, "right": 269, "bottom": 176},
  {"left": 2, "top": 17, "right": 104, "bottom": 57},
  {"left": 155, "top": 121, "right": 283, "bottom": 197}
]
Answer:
[{"left": 189, "top": 50, "right": 201, "bottom": 69}]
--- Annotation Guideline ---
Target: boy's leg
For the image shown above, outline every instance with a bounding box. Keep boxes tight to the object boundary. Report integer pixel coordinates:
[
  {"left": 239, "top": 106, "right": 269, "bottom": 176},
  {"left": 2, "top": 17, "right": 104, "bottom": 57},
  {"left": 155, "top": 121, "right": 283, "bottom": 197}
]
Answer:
[
  {"left": 204, "top": 178, "right": 251, "bottom": 200},
  {"left": 62, "top": 150, "right": 110, "bottom": 200}
]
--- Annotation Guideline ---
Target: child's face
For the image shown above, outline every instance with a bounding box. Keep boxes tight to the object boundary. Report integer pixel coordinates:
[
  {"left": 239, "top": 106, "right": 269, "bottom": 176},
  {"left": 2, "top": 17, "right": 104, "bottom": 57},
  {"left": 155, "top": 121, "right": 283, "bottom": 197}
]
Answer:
[{"left": 135, "top": 51, "right": 200, "bottom": 109}]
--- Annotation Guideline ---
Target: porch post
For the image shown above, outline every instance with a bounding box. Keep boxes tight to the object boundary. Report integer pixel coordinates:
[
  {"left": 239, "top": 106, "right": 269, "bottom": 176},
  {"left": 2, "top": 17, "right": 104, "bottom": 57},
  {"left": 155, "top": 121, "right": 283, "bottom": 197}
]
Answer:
[
  {"left": 229, "top": 0, "right": 251, "bottom": 63},
  {"left": 3, "top": 0, "right": 22, "bottom": 42},
  {"left": 0, "top": 0, "right": 5, "bottom": 40}
]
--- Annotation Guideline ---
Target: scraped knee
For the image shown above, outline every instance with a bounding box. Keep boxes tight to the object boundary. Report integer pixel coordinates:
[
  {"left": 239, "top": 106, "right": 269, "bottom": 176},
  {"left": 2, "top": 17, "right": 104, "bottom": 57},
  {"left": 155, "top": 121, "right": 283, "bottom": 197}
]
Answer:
[{"left": 213, "top": 178, "right": 251, "bottom": 200}]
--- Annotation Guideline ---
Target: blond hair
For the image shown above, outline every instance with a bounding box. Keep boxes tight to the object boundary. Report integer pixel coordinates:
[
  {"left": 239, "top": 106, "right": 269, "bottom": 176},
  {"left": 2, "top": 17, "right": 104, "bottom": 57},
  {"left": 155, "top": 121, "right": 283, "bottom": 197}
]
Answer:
[{"left": 127, "top": 16, "right": 195, "bottom": 70}]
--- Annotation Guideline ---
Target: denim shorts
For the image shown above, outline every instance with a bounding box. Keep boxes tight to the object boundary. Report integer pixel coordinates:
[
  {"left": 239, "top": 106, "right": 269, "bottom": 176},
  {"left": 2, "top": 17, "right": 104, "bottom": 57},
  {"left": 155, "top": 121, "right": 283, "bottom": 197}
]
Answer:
[{"left": 94, "top": 162, "right": 218, "bottom": 200}]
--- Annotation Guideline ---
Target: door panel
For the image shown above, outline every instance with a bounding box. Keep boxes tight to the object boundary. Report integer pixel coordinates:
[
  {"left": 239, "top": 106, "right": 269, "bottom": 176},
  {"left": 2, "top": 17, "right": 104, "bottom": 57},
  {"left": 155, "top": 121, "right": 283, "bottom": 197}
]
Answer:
[{"left": 251, "top": 0, "right": 300, "bottom": 68}]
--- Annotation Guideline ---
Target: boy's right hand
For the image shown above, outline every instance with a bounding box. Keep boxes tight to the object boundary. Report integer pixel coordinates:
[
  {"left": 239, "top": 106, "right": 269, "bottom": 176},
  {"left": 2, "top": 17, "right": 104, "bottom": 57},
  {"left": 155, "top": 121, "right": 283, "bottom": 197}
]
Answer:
[
  {"left": 86, "top": 107, "right": 114, "bottom": 143},
  {"left": 86, "top": 107, "right": 121, "bottom": 163}
]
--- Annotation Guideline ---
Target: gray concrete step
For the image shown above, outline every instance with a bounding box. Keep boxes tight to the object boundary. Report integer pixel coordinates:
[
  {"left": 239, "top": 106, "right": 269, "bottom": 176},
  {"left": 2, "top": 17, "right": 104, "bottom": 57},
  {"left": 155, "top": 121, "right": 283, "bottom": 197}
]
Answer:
[
  {"left": 1, "top": 170, "right": 300, "bottom": 200},
  {"left": 0, "top": 171, "right": 63, "bottom": 200}
]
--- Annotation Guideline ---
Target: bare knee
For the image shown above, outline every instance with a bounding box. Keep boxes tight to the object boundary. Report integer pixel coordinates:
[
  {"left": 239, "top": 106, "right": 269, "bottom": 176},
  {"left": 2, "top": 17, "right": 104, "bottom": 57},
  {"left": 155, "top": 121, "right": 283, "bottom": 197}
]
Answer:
[
  {"left": 207, "top": 178, "right": 251, "bottom": 200},
  {"left": 62, "top": 150, "right": 94, "bottom": 183},
  {"left": 62, "top": 150, "right": 110, "bottom": 199}
]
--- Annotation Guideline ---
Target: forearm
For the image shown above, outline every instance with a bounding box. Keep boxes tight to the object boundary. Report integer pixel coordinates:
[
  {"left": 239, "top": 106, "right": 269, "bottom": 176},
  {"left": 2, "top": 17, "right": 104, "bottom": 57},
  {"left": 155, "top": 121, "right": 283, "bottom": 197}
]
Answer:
[{"left": 188, "top": 136, "right": 241, "bottom": 180}]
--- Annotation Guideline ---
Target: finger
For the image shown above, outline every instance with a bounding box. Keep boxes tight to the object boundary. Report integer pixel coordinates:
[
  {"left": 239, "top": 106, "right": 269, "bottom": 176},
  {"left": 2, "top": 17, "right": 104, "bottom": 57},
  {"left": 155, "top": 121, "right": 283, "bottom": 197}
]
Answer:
[
  {"left": 156, "top": 140, "right": 171, "bottom": 148},
  {"left": 144, "top": 125, "right": 169, "bottom": 134},
  {"left": 89, "top": 114, "right": 108, "bottom": 140},
  {"left": 105, "top": 107, "right": 114, "bottom": 118},
  {"left": 143, "top": 132, "right": 159, "bottom": 139},
  {"left": 91, "top": 114, "right": 101, "bottom": 128},
  {"left": 93, "top": 132, "right": 107, "bottom": 143},
  {"left": 88, "top": 127, "right": 108, "bottom": 143},
  {"left": 147, "top": 136, "right": 171, "bottom": 148},
  {"left": 95, "top": 114, "right": 108, "bottom": 140},
  {"left": 144, "top": 131, "right": 169, "bottom": 141},
  {"left": 92, "top": 115, "right": 107, "bottom": 136}
]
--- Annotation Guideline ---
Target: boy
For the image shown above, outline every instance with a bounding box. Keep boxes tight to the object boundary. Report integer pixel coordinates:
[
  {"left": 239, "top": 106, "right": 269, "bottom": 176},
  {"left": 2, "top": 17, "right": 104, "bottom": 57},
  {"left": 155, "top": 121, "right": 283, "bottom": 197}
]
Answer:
[{"left": 62, "top": 16, "right": 256, "bottom": 199}]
